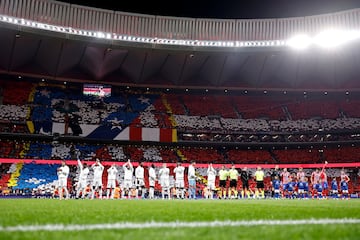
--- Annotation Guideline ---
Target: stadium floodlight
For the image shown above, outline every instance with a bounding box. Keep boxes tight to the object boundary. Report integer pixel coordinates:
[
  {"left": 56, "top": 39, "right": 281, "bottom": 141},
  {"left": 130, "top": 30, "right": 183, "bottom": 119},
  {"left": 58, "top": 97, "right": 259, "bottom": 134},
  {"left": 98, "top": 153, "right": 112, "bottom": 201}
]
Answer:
[
  {"left": 96, "top": 32, "right": 105, "bottom": 38},
  {"left": 287, "top": 34, "right": 312, "bottom": 50},
  {"left": 314, "top": 30, "right": 360, "bottom": 48}
]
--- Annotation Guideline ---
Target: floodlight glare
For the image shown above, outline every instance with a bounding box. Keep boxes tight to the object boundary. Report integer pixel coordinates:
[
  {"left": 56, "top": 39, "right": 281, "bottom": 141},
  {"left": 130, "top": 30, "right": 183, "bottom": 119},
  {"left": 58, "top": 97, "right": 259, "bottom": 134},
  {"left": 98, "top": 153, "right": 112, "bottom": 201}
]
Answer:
[
  {"left": 287, "top": 34, "right": 312, "bottom": 50},
  {"left": 314, "top": 30, "right": 360, "bottom": 48},
  {"left": 96, "top": 32, "right": 105, "bottom": 38}
]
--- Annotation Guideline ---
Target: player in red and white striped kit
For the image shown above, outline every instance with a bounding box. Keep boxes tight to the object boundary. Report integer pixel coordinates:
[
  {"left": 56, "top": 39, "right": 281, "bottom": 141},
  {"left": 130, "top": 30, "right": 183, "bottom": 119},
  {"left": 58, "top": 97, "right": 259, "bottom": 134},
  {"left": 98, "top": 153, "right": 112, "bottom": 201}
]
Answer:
[{"left": 281, "top": 168, "right": 291, "bottom": 198}]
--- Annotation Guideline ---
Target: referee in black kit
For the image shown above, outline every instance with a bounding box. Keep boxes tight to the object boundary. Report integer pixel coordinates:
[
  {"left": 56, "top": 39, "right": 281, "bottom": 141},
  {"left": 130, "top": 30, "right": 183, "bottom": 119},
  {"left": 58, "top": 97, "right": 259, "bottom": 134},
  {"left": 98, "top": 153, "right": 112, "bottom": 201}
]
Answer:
[{"left": 240, "top": 167, "right": 251, "bottom": 198}]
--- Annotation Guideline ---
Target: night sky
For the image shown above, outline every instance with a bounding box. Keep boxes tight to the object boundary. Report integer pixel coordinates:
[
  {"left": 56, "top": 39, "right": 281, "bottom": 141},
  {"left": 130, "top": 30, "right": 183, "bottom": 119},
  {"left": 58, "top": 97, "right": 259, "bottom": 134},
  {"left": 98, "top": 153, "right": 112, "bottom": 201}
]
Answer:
[{"left": 59, "top": 0, "right": 360, "bottom": 19}]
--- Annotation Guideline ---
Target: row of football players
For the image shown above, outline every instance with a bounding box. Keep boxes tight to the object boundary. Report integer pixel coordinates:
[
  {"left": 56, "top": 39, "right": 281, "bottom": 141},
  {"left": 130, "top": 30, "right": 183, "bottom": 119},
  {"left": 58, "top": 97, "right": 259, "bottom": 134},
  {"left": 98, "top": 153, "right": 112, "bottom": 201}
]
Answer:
[
  {"left": 270, "top": 165, "right": 351, "bottom": 199},
  {"left": 56, "top": 160, "right": 352, "bottom": 200},
  {"left": 56, "top": 159, "right": 198, "bottom": 200},
  {"left": 203, "top": 164, "right": 352, "bottom": 200}
]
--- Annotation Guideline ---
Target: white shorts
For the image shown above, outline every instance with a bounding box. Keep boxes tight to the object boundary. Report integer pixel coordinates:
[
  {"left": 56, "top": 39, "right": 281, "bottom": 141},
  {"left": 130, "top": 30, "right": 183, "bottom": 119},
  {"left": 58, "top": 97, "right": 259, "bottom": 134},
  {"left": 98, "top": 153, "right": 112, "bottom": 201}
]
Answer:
[
  {"left": 107, "top": 179, "right": 116, "bottom": 188},
  {"left": 92, "top": 178, "right": 102, "bottom": 188},
  {"left": 77, "top": 180, "right": 87, "bottom": 189},
  {"left": 149, "top": 178, "right": 155, "bottom": 187},
  {"left": 332, "top": 190, "right": 338, "bottom": 194},
  {"left": 136, "top": 178, "right": 145, "bottom": 187},
  {"left": 207, "top": 180, "right": 216, "bottom": 190},
  {"left": 58, "top": 178, "right": 67, "bottom": 188},
  {"left": 161, "top": 180, "right": 170, "bottom": 189},
  {"left": 342, "top": 190, "right": 349, "bottom": 193},
  {"left": 298, "top": 189, "right": 304, "bottom": 193},
  {"left": 175, "top": 179, "right": 184, "bottom": 188},
  {"left": 123, "top": 179, "right": 132, "bottom": 189}
]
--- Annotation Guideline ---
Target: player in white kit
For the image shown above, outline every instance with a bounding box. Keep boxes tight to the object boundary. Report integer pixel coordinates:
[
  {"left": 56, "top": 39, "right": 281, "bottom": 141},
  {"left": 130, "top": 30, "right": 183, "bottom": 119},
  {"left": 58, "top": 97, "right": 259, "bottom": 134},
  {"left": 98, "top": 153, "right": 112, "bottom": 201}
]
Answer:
[
  {"left": 206, "top": 163, "right": 217, "bottom": 199},
  {"left": 122, "top": 159, "right": 134, "bottom": 199},
  {"left": 106, "top": 164, "right": 118, "bottom": 199},
  {"left": 57, "top": 160, "right": 70, "bottom": 200},
  {"left": 91, "top": 158, "right": 104, "bottom": 199},
  {"left": 148, "top": 164, "right": 157, "bottom": 199},
  {"left": 173, "top": 162, "right": 185, "bottom": 199},
  {"left": 158, "top": 163, "right": 171, "bottom": 199},
  {"left": 76, "top": 158, "right": 89, "bottom": 199},
  {"left": 188, "top": 161, "right": 197, "bottom": 199},
  {"left": 135, "top": 162, "right": 145, "bottom": 199}
]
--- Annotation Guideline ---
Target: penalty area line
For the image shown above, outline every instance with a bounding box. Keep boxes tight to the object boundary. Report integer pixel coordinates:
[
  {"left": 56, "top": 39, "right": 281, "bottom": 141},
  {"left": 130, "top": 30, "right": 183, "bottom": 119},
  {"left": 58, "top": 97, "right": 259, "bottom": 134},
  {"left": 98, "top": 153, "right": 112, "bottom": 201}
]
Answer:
[{"left": 0, "top": 218, "right": 359, "bottom": 232}]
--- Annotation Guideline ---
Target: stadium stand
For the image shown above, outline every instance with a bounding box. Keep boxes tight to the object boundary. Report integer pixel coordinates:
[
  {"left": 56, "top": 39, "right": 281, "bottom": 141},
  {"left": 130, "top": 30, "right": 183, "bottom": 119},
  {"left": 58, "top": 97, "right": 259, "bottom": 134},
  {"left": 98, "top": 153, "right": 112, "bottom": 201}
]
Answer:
[{"left": 0, "top": 0, "right": 359, "bottom": 217}]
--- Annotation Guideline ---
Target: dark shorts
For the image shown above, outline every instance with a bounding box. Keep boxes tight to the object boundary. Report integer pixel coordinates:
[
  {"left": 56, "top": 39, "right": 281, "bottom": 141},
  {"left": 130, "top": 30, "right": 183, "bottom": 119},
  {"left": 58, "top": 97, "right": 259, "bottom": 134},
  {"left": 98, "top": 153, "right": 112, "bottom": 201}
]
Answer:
[
  {"left": 256, "top": 181, "right": 264, "bottom": 189},
  {"left": 242, "top": 181, "right": 249, "bottom": 189},
  {"left": 230, "top": 179, "right": 237, "bottom": 188},
  {"left": 219, "top": 180, "right": 227, "bottom": 188}
]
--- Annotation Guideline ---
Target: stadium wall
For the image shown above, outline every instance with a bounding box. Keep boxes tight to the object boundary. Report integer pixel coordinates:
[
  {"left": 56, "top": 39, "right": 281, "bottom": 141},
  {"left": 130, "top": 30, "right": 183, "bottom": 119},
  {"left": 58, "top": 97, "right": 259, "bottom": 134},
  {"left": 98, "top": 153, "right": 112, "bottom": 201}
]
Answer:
[{"left": 1, "top": 158, "right": 359, "bottom": 169}]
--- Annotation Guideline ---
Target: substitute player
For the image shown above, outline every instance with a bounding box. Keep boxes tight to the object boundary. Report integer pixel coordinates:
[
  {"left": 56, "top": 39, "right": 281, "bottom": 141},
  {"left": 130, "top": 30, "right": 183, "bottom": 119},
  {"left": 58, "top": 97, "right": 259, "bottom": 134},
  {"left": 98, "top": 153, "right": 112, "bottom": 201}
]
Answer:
[
  {"left": 57, "top": 160, "right": 70, "bottom": 200},
  {"left": 206, "top": 163, "right": 217, "bottom": 199},
  {"left": 218, "top": 165, "right": 228, "bottom": 199},
  {"left": 75, "top": 158, "right": 89, "bottom": 199},
  {"left": 173, "top": 162, "right": 185, "bottom": 199},
  {"left": 228, "top": 164, "right": 239, "bottom": 199},
  {"left": 122, "top": 159, "right": 134, "bottom": 199},
  {"left": 148, "top": 164, "right": 157, "bottom": 199},
  {"left": 91, "top": 158, "right": 104, "bottom": 199},
  {"left": 135, "top": 162, "right": 145, "bottom": 199},
  {"left": 106, "top": 164, "right": 118, "bottom": 199}
]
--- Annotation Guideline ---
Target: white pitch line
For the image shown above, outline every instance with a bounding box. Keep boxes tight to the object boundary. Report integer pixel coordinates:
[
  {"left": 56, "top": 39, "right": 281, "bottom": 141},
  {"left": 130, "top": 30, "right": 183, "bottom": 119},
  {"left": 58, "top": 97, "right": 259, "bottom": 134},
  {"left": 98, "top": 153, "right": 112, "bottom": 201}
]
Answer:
[{"left": 0, "top": 218, "right": 359, "bottom": 232}]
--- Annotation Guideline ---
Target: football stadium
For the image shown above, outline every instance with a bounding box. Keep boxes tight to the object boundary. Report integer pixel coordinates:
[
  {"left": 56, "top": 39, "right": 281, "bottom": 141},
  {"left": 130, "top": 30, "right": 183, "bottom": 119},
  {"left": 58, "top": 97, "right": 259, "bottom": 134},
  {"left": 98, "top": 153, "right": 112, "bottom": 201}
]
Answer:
[{"left": 0, "top": 0, "right": 359, "bottom": 239}]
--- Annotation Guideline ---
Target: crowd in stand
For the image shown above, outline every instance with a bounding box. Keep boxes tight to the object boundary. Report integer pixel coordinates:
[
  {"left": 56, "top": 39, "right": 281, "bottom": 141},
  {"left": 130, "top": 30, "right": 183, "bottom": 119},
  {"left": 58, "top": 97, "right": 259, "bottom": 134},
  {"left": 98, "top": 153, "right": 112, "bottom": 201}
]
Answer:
[
  {"left": 2, "top": 139, "right": 360, "bottom": 165},
  {"left": 0, "top": 80, "right": 360, "bottom": 138}
]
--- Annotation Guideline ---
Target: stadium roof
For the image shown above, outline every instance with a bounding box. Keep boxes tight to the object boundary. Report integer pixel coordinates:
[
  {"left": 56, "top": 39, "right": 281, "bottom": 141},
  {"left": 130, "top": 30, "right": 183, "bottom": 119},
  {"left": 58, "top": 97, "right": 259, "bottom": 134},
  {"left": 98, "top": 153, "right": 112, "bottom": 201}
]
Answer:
[
  {"left": 61, "top": 0, "right": 360, "bottom": 19},
  {"left": 0, "top": 0, "right": 360, "bottom": 91}
]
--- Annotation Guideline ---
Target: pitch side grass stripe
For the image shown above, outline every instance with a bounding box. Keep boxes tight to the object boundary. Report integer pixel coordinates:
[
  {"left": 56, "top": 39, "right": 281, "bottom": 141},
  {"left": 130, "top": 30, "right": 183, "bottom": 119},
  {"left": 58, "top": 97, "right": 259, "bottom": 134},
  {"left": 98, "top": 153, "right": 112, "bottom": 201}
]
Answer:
[{"left": 0, "top": 218, "right": 359, "bottom": 232}]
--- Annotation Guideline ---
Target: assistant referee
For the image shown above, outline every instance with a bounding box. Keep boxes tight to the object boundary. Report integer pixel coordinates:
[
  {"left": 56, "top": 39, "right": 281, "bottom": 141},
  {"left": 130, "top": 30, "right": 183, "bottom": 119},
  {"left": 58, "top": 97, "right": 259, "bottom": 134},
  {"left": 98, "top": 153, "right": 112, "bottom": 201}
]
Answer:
[{"left": 254, "top": 166, "right": 265, "bottom": 199}]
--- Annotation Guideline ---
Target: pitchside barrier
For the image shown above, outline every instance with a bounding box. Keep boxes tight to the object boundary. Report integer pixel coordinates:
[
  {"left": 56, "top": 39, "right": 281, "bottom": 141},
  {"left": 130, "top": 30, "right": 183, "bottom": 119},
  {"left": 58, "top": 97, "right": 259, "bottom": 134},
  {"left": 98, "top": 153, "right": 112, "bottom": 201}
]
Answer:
[{"left": 1, "top": 158, "right": 360, "bottom": 168}]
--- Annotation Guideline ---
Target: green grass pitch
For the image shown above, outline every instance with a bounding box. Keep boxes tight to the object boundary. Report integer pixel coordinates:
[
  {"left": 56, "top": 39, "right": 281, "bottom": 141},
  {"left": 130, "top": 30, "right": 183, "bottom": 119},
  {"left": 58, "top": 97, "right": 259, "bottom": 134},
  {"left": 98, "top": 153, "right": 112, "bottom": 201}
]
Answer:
[{"left": 0, "top": 199, "right": 359, "bottom": 240}]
